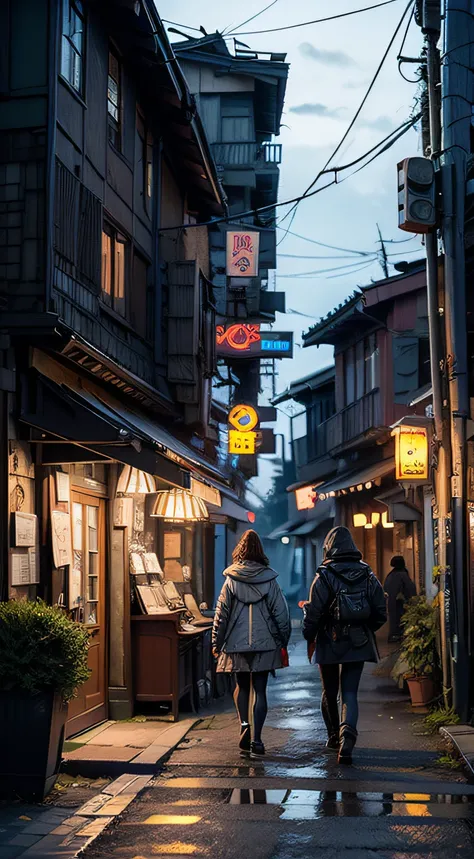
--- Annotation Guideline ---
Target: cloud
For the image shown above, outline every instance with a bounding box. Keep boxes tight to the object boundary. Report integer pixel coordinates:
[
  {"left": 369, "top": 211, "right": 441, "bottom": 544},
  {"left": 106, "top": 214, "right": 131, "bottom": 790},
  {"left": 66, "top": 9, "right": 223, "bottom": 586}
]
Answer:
[
  {"left": 289, "top": 103, "right": 345, "bottom": 119},
  {"left": 299, "top": 41, "right": 357, "bottom": 68},
  {"left": 343, "top": 79, "right": 371, "bottom": 89},
  {"left": 359, "top": 115, "right": 395, "bottom": 133}
]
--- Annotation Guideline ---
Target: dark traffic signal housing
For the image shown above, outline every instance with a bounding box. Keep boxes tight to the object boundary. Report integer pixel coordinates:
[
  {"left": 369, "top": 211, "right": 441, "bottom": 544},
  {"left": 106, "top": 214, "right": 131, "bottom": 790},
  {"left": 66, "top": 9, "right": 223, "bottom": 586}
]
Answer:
[{"left": 398, "top": 157, "right": 437, "bottom": 233}]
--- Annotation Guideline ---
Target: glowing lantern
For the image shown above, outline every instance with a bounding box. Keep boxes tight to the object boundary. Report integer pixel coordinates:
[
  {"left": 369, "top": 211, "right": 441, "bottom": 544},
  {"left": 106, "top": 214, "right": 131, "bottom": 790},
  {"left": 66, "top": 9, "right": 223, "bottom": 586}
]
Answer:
[{"left": 392, "top": 424, "right": 429, "bottom": 481}]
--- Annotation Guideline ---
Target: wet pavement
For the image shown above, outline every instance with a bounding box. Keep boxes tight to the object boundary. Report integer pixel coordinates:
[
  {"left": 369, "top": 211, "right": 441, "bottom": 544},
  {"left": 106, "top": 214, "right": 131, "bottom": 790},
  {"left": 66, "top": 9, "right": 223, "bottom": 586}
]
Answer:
[{"left": 82, "top": 641, "right": 474, "bottom": 858}]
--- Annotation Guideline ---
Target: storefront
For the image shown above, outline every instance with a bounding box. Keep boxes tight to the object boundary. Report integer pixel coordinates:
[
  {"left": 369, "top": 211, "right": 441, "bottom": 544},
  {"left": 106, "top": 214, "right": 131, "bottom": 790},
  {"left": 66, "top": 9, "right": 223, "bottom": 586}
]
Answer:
[{"left": 8, "top": 349, "right": 244, "bottom": 736}]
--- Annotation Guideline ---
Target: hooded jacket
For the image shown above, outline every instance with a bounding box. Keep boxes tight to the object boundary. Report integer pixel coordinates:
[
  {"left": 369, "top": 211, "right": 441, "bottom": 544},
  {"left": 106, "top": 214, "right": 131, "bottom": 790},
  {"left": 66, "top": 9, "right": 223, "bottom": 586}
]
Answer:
[
  {"left": 212, "top": 561, "right": 291, "bottom": 655},
  {"left": 302, "top": 526, "right": 387, "bottom": 665}
]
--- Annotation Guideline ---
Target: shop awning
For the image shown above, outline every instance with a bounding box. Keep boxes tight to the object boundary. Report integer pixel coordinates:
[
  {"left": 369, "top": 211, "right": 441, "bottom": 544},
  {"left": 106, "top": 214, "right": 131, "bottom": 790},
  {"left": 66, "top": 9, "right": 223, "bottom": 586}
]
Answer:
[
  {"left": 23, "top": 350, "right": 232, "bottom": 488},
  {"left": 207, "top": 495, "right": 252, "bottom": 524},
  {"left": 317, "top": 459, "right": 395, "bottom": 497},
  {"left": 266, "top": 519, "right": 303, "bottom": 540}
]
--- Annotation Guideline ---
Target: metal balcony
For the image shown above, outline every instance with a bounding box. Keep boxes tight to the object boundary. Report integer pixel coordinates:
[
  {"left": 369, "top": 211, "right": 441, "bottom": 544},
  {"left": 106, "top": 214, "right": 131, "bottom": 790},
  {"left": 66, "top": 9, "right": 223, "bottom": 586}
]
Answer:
[{"left": 211, "top": 142, "right": 282, "bottom": 168}]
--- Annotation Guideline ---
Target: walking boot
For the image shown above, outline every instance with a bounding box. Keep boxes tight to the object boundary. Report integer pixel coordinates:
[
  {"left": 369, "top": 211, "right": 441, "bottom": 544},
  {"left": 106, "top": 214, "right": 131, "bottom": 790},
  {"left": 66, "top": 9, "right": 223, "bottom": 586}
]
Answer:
[
  {"left": 250, "top": 740, "right": 265, "bottom": 758},
  {"left": 326, "top": 733, "right": 340, "bottom": 750},
  {"left": 239, "top": 722, "right": 251, "bottom": 756},
  {"left": 338, "top": 724, "right": 358, "bottom": 765}
]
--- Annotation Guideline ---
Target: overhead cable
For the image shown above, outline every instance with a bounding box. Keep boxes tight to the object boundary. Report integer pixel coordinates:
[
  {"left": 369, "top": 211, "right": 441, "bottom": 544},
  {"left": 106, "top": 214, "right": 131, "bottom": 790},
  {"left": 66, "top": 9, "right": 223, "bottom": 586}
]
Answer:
[
  {"left": 159, "top": 103, "right": 418, "bottom": 231},
  {"left": 231, "top": 0, "right": 401, "bottom": 36}
]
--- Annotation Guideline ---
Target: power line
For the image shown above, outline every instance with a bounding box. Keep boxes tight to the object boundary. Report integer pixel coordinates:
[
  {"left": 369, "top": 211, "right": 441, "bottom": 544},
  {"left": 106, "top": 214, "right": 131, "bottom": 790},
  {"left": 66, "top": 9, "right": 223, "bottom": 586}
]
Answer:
[
  {"left": 162, "top": 20, "right": 203, "bottom": 32},
  {"left": 159, "top": 106, "right": 418, "bottom": 232},
  {"left": 276, "top": 259, "right": 383, "bottom": 277},
  {"left": 225, "top": 0, "right": 280, "bottom": 36},
  {"left": 277, "top": 0, "right": 415, "bottom": 242},
  {"left": 231, "top": 0, "right": 401, "bottom": 36},
  {"left": 278, "top": 252, "right": 377, "bottom": 260}
]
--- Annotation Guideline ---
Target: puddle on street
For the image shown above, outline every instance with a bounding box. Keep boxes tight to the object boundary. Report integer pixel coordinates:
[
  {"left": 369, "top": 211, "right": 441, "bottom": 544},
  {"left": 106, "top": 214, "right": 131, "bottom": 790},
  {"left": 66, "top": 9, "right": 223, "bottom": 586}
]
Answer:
[{"left": 228, "top": 789, "right": 474, "bottom": 820}]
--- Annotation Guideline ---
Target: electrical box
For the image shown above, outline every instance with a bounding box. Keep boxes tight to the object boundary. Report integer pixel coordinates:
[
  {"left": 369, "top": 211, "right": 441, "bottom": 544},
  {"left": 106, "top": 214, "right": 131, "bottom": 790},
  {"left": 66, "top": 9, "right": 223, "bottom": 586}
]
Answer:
[{"left": 397, "top": 157, "right": 436, "bottom": 233}]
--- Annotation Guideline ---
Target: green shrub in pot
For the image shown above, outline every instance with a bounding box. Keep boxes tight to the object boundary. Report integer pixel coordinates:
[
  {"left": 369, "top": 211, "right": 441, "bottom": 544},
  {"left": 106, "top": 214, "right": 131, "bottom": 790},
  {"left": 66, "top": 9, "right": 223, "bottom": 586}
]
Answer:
[
  {"left": 399, "top": 595, "right": 438, "bottom": 707},
  {"left": 0, "top": 600, "right": 90, "bottom": 800}
]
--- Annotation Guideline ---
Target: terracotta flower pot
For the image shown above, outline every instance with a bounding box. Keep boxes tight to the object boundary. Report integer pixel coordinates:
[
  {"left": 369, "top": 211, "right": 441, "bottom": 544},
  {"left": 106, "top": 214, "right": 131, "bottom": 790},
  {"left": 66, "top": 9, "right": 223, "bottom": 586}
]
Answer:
[{"left": 406, "top": 675, "right": 435, "bottom": 708}]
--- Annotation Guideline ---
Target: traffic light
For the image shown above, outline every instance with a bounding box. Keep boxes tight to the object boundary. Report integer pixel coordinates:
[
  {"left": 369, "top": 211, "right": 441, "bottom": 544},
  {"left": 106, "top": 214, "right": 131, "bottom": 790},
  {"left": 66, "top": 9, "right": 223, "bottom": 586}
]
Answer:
[{"left": 397, "top": 157, "right": 436, "bottom": 233}]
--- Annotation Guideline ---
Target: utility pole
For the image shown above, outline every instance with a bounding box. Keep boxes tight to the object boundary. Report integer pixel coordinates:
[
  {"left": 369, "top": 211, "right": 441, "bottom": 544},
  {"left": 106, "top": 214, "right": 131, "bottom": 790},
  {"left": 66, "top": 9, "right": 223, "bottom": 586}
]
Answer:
[
  {"left": 376, "top": 223, "right": 389, "bottom": 278},
  {"left": 419, "top": 0, "right": 451, "bottom": 707},
  {"left": 440, "top": 0, "right": 472, "bottom": 720}
]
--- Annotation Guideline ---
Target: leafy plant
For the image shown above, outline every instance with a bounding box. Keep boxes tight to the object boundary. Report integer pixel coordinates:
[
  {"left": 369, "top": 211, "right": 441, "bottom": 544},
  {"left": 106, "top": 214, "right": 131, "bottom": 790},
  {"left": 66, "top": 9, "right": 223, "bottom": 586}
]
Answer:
[
  {"left": 423, "top": 706, "right": 460, "bottom": 734},
  {"left": 399, "top": 595, "right": 437, "bottom": 677},
  {"left": 0, "top": 600, "right": 90, "bottom": 702},
  {"left": 436, "top": 753, "right": 461, "bottom": 770}
]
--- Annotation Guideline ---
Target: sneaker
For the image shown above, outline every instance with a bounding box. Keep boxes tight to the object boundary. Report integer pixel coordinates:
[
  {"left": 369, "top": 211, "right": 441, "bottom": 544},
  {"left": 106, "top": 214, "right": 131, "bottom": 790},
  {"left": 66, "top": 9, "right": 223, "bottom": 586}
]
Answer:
[
  {"left": 338, "top": 725, "right": 357, "bottom": 765},
  {"left": 326, "top": 733, "right": 339, "bottom": 750},
  {"left": 239, "top": 722, "right": 251, "bottom": 755},
  {"left": 250, "top": 740, "right": 265, "bottom": 758}
]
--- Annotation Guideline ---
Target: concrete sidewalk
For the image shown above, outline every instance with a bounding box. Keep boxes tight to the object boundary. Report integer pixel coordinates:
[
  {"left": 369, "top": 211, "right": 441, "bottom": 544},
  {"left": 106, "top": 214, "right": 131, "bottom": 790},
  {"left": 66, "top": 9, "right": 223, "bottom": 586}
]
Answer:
[{"left": 63, "top": 717, "right": 198, "bottom": 778}]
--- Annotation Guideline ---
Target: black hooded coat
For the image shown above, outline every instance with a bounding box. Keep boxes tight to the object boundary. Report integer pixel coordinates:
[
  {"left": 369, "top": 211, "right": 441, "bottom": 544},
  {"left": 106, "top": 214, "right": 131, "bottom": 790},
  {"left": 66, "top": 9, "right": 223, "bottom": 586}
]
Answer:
[{"left": 302, "top": 526, "right": 387, "bottom": 665}]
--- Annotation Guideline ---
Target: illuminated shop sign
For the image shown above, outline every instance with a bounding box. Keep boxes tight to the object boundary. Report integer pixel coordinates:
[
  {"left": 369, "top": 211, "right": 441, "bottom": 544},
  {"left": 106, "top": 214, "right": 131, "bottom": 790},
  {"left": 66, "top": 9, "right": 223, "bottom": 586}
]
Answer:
[
  {"left": 226, "top": 231, "right": 260, "bottom": 277},
  {"left": 295, "top": 485, "right": 318, "bottom": 511},
  {"left": 216, "top": 324, "right": 293, "bottom": 359},
  {"left": 227, "top": 403, "right": 259, "bottom": 456},
  {"left": 393, "top": 425, "right": 429, "bottom": 481}
]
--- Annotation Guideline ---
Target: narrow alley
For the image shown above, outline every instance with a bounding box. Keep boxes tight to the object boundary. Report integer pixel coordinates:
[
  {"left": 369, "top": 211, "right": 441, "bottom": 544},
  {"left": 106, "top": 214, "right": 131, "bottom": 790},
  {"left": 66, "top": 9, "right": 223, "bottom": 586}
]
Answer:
[{"left": 79, "top": 642, "right": 474, "bottom": 859}]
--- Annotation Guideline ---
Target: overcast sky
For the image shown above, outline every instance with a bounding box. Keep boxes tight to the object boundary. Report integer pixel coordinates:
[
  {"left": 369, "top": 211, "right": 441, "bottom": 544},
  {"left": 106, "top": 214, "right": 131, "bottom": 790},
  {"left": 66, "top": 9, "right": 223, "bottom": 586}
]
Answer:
[{"left": 157, "top": 0, "right": 423, "bottom": 499}]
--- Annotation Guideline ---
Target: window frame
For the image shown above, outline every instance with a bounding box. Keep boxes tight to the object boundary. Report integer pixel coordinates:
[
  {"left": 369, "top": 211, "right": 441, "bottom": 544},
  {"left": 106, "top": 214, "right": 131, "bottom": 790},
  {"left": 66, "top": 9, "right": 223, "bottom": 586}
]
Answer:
[
  {"left": 60, "top": 0, "right": 85, "bottom": 96},
  {"left": 108, "top": 48, "right": 122, "bottom": 151},
  {"left": 136, "top": 106, "right": 153, "bottom": 217},
  {"left": 101, "top": 223, "right": 129, "bottom": 318}
]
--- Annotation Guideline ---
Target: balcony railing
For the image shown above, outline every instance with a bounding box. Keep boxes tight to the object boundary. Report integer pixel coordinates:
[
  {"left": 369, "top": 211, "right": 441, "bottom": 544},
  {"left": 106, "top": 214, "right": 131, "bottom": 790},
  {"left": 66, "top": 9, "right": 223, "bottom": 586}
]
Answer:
[
  {"left": 310, "top": 389, "right": 382, "bottom": 459},
  {"left": 211, "top": 141, "right": 282, "bottom": 168}
]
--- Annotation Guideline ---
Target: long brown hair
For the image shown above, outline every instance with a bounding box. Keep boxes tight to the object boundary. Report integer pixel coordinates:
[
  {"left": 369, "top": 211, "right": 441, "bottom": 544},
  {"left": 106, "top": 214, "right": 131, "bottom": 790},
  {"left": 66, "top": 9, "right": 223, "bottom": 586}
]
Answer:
[{"left": 232, "top": 529, "right": 269, "bottom": 565}]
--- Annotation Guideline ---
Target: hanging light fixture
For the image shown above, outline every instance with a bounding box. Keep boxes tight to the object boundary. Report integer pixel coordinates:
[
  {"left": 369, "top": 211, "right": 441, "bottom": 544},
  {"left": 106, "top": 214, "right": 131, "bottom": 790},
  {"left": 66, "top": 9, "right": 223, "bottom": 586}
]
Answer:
[
  {"left": 117, "top": 465, "right": 156, "bottom": 494},
  {"left": 151, "top": 488, "right": 209, "bottom": 522}
]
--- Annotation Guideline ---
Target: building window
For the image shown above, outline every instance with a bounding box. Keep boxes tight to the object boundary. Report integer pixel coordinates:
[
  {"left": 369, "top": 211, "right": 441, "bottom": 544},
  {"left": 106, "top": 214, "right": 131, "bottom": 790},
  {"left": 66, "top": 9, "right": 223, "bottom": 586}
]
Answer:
[
  {"left": 344, "top": 346, "right": 356, "bottom": 406},
  {"left": 108, "top": 50, "right": 121, "bottom": 150},
  {"left": 136, "top": 108, "right": 153, "bottom": 216},
  {"left": 60, "top": 1, "right": 84, "bottom": 94},
  {"left": 101, "top": 226, "right": 127, "bottom": 316},
  {"left": 365, "top": 333, "right": 378, "bottom": 392},
  {"left": 131, "top": 252, "right": 149, "bottom": 339}
]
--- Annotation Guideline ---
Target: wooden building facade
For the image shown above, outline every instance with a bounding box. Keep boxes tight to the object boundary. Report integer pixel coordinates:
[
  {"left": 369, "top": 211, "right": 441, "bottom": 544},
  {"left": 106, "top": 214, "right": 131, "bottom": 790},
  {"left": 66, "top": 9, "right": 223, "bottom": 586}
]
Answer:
[{"left": 0, "top": 0, "right": 251, "bottom": 736}]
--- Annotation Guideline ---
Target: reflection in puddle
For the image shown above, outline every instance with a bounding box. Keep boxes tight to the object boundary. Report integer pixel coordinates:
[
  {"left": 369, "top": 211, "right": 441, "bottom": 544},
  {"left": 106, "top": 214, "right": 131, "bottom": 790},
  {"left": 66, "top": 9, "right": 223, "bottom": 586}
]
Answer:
[{"left": 228, "top": 789, "right": 474, "bottom": 820}]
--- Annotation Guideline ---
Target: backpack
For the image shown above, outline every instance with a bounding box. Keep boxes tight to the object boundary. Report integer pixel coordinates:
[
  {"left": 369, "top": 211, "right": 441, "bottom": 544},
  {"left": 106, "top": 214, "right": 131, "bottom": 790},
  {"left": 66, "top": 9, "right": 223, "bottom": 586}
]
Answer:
[{"left": 321, "top": 564, "right": 372, "bottom": 644}]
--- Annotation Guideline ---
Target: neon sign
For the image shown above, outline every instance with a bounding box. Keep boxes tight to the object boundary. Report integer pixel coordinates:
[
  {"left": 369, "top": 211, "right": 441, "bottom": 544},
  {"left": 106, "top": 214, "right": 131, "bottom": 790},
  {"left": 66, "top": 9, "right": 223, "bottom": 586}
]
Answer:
[{"left": 216, "top": 324, "right": 293, "bottom": 359}]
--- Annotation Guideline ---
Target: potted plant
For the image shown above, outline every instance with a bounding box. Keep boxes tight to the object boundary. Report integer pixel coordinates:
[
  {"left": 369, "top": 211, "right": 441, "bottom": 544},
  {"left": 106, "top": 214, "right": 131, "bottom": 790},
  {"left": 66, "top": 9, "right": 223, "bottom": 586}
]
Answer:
[
  {"left": 399, "top": 595, "right": 438, "bottom": 708},
  {"left": 0, "top": 600, "right": 90, "bottom": 801}
]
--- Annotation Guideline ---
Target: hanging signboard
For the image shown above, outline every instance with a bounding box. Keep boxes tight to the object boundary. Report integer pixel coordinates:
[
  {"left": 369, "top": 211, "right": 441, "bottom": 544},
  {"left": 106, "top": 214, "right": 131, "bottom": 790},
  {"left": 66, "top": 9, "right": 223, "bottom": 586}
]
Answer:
[
  {"left": 228, "top": 430, "right": 256, "bottom": 455},
  {"left": 228, "top": 404, "right": 259, "bottom": 432},
  {"left": 226, "top": 231, "right": 260, "bottom": 277},
  {"left": 393, "top": 425, "right": 429, "bottom": 481},
  {"left": 295, "top": 485, "right": 318, "bottom": 511},
  {"left": 216, "top": 324, "right": 293, "bottom": 359}
]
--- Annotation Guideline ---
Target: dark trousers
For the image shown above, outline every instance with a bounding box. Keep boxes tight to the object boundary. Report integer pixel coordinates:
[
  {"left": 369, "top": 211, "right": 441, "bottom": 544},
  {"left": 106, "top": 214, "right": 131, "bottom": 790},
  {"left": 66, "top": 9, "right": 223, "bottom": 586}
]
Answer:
[{"left": 319, "top": 661, "right": 365, "bottom": 734}]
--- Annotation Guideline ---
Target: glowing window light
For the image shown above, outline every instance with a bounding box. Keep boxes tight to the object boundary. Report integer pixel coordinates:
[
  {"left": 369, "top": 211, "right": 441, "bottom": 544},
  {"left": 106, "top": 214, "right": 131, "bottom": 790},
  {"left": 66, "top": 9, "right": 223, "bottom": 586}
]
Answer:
[
  {"left": 382, "top": 510, "right": 394, "bottom": 529},
  {"left": 371, "top": 512, "right": 381, "bottom": 526},
  {"left": 353, "top": 513, "right": 367, "bottom": 528}
]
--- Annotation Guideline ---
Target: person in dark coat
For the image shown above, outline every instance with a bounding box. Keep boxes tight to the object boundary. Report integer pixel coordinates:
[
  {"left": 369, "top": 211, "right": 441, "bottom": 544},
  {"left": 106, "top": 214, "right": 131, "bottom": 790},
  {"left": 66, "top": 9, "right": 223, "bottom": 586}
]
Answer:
[
  {"left": 302, "top": 526, "right": 387, "bottom": 765},
  {"left": 212, "top": 529, "right": 290, "bottom": 758},
  {"left": 384, "top": 555, "right": 416, "bottom": 642}
]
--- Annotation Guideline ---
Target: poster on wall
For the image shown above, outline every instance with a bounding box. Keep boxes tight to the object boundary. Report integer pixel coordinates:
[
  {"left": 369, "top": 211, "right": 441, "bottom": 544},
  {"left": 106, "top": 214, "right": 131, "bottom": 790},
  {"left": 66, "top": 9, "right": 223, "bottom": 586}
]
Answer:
[
  {"left": 51, "top": 510, "right": 73, "bottom": 568},
  {"left": 13, "top": 512, "right": 37, "bottom": 547},
  {"left": 164, "top": 532, "right": 182, "bottom": 559}
]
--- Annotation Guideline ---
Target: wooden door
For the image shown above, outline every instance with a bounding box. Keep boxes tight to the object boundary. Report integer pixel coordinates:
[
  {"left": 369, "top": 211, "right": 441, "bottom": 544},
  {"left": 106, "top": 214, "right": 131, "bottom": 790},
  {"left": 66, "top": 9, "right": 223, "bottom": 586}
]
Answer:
[{"left": 66, "top": 492, "right": 107, "bottom": 737}]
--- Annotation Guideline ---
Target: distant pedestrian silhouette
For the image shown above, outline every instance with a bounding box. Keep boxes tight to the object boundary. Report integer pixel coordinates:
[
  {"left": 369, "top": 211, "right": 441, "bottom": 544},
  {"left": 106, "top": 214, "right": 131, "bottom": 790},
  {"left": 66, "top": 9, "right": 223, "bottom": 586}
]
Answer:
[
  {"left": 384, "top": 555, "right": 416, "bottom": 642},
  {"left": 302, "top": 526, "right": 387, "bottom": 765},
  {"left": 212, "top": 529, "right": 290, "bottom": 758}
]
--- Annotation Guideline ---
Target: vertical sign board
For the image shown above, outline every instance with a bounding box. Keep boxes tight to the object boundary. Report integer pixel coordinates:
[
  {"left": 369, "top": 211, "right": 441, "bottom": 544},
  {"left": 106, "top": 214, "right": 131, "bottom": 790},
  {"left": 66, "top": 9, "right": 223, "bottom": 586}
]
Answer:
[
  {"left": 226, "top": 231, "right": 260, "bottom": 277},
  {"left": 216, "top": 324, "right": 293, "bottom": 359},
  {"left": 393, "top": 425, "right": 429, "bottom": 481}
]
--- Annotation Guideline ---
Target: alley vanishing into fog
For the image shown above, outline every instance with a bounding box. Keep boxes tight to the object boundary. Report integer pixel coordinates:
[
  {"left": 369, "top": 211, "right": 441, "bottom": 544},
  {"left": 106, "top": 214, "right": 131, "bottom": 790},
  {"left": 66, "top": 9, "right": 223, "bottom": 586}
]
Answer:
[{"left": 81, "top": 642, "right": 474, "bottom": 859}]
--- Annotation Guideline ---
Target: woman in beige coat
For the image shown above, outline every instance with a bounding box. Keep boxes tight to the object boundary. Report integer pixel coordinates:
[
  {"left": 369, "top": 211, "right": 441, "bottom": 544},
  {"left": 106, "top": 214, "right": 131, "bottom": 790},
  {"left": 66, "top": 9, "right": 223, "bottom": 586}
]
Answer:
[{"left": 212, "top": 530, "right": 290, "bottom": 758}]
